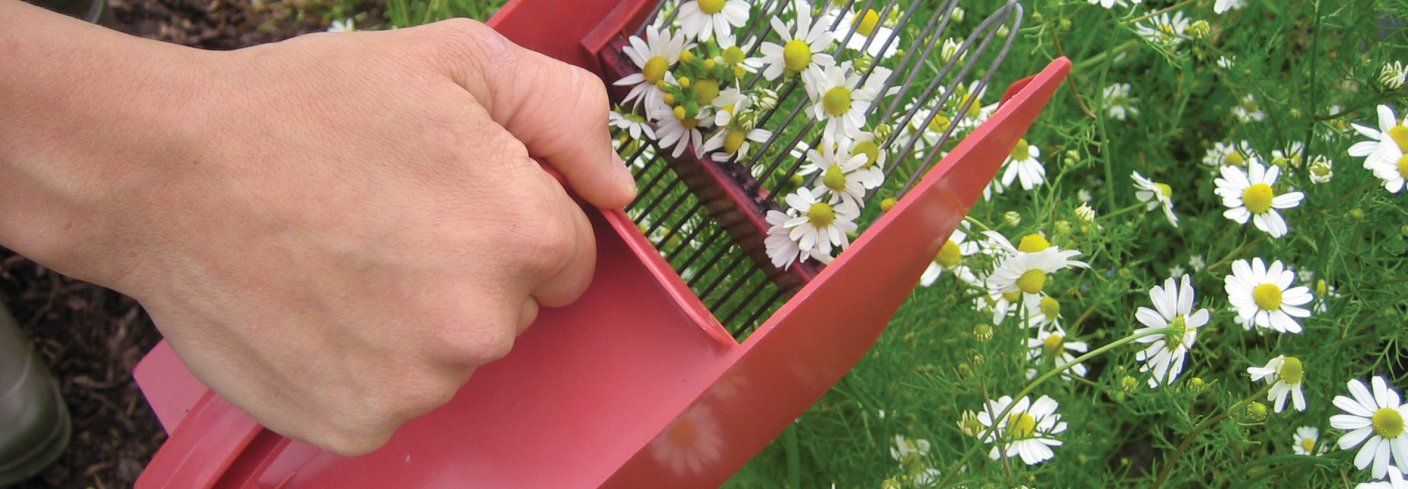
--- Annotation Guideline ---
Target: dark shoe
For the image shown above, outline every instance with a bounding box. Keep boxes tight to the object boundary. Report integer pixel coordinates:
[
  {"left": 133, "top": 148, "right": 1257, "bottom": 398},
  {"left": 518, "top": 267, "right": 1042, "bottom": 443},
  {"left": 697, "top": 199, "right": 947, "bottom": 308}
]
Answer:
[{"left": 0, "top": 304, "right": 71, "bottom": 487}]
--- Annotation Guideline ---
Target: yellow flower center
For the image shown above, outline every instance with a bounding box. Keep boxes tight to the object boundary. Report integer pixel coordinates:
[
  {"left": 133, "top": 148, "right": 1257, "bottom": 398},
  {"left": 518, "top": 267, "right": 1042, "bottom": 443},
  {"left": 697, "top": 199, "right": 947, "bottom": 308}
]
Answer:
[
  {"left": 1241, "top": 183, "right": 1275, "bottom": 214},
  {"left": 1016, "top": 270, "right": 1046, "bottom": 295},
  {"left": 693, "top": 78, "right": 720, "bottom": 105},
  {"left": 880, "top": 197, "right": 897, "bottom": 211},
  {"left": 663, "top": 93, "right": 676, "bottom": 106},
  {"left": 822, "top": 165, "right": 848, "bottom": 192},
  {"left": 722, "top": 46, "right": 745, "bottom": 65},
  {"left": 1374, "top": 408, "right": 1405, "bottom": 439},
  {"left": 852, "top": 9, "right": 881, "bottom": 37},
  {"left": 783, "top": 39, "right": 813, "bottom": 73},
  {"left": 1040, "top": 296, "right": 1060, "bottom": 318},
  {"left": 1007, "top": 412, "right": 1037, "bottom": 439},
  {"left": 935, "top": 240, "right": 961, "bottom": 268},
  {"left": 678, "top": 76, "right": 691, "bottom": 89},
  {"left": 698, "top": 0, "right": 726, "bottom": 15},
  {"left": 961, "top": 93, "right": 983, "bottom": 118},
  {"left": 1003, "top": 290, "right": 1021, "bottom": 302},
  {"left": 1155, "top": 182, "right": 1173, "bottom": 199},
  {"left": 927, "top": 114, "right": 952, "bottom": 133},
  {"left": 1389, "top": 124, "right": 1408, "bottom": 153},
  {"left": 1398, "top": 154, "right": 1408, "bottom": 178},
  {"left": 1164, "top": 315, "right": 1187, "bottom": 348},
  {"left": 823, "top": 87, "right": 853, "bottom": 117},
  {"left": 1252, "top": 283, "right": 1283, "bottom": 311},
  {"left": 1010, "top": 138, "right": 1030, "bottom": 161},
  {"left": 723, "top": 129, "right": 747, "bottom": 154},
  {"left": 679, "top": 49, "right": 695, "bottom": 64},
  {"left": 1226, "top": 150, "right": 1245, "bottom": 167},
  {"left": 1301, "top": 437, "right": 1316, "bottom": 453},
  {"left": 1017, "top": 233, "right": 1050, "bottom": 253},
  {"left": 703, "top": 58, "right": 717, "bottom": 70},
  {"left": 1316, "top": 279, "right": 1329, "bottom": 297},
  {"left": 808, "top": 202, "right": 836, "bottom": 228},
  {"left": 853, "top": 140, "right": 880, "bottom": 168},
  {"left": 642, "top": 56, "right": 669, "bottom": 84},
  {"left": 1042, "top": 333, "right": 1064, "bottom": 358},
  {"left": 1278, "top": 356, "right": 1303, "bottom": 385}
]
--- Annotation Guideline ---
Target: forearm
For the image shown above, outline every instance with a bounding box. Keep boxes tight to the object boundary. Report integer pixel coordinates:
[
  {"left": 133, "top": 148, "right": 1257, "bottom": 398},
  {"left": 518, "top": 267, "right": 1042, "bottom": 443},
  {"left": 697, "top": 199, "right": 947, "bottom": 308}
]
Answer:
[{"left": 0, "top": 0, "right": 208, "bottom": 292}]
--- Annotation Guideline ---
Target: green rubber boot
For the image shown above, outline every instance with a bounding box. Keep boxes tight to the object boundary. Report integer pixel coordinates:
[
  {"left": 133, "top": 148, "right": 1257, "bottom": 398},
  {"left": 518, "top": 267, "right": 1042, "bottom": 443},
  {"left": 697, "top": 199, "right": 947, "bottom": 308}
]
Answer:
[{"left": 0, "top": 304, "right": 71, "bottom": 486}]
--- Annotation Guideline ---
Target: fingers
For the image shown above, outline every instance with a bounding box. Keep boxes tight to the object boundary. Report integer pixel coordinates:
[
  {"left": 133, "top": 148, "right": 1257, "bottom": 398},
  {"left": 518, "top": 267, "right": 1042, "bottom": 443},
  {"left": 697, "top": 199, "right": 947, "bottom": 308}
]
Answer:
[
  {"left": 430, "top": 19, "right": 637, "bottom": 210},
  {"left": 518, "top": 166, "right": 597, "bottom": 309}
]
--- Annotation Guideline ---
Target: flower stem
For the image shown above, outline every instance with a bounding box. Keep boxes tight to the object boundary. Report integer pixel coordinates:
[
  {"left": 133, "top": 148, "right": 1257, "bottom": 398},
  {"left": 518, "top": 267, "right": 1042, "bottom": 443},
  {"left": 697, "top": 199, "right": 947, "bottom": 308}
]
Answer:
[
  {"left": 1149, "top": 384, "right": 1273, "bottom": 489},
  {"left": 938, "top": 327, "right": 1170, "bottom": 486}
]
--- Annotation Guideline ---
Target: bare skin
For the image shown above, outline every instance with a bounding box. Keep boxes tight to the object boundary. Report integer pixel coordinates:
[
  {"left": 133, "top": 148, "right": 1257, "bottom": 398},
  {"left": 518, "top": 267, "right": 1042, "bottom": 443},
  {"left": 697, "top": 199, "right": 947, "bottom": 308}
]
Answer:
[{"left": 0, "top": 1, "right": 633, "bottom": 455}]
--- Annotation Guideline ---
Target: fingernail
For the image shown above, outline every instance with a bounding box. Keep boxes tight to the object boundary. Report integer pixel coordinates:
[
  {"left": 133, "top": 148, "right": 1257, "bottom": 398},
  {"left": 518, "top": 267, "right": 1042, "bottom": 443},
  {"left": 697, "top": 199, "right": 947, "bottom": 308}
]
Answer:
[{"left": 614, "top": 152, "right": 637, "bottom": 196}]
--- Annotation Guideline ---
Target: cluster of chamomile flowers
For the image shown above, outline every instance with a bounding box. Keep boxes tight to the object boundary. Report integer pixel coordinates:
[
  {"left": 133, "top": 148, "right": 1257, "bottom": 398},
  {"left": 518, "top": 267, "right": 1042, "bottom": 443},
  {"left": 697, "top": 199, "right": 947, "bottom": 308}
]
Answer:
[{"left": 609, "top": 0, "right": 1002, "bottom": 270}]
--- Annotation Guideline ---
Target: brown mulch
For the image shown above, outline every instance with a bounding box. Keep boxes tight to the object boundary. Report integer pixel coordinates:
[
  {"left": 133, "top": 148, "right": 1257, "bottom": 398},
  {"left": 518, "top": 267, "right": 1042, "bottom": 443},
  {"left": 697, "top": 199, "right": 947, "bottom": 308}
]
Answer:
[{"left": 4, "top": 0, "right": 381, "bottom": 487}]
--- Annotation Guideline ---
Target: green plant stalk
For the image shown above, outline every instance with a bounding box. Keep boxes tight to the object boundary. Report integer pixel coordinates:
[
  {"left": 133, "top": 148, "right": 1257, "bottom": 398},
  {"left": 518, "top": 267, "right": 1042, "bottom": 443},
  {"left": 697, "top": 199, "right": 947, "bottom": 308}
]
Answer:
[
  {"left": 938, "top": 326, "right": 1172, "bottom": 486},
  {"left": 1149, "top": 383, "right": 1274, "bottom": 489}
]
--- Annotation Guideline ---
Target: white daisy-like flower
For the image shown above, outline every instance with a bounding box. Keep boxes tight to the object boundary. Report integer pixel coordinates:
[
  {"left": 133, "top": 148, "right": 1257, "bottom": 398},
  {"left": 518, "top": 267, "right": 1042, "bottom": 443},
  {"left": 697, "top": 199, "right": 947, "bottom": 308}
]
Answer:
[
  {"left": 1224, "top": 257, "right": 1314, "bottom": 333},
  {"left": 1383, "top": 61, "right": 1408, "bottom": 91},
  {"left": 890, "top": 434, "right": 931, "bottom": 463},
  {"left": 1247, "top": 355, "right": 1307, "bottom": 412},
  {"left": 1309, "top": 155, "right": 1335, "bottom": 184},
  {"left": 1088, "top": 0, "right": 1140, "bottom": 8},
  {"left": 1233, "top": 94, "right": 1266, "bottom": 123},
  {"left": 609, "top": 109, "right": 655, "bottom": 141},
  {"left": 1000, "top": 139, "right": 1045, "bottom": 191},
  {"left": 755, "top": 6, "right": 835, "bottom": 81},
  {"left": 819, "top": 8, "right": 900, "bottom": 59},
  {"left": 1026, "top": 325, "right": 1089, "bottom": 381},
  {"left": 897, "top": 99, "right": 957, "bottom": 157},
  {"left": 1331, "top": 376, "right": 1408, "bottom": 479},
  {"left": 950, "top": 83, "right": 998, "bottom": 133},
  {"left": 764, "top": 210, "right": 810, "bottom": 269},
  {"left": 1293, "top": 426, "right": 1324, "bottom": 456},
  {"left": 1133, "top": 274, "right": 1210, "bottom": 388},
  {"left": 1214, "top": 159, "right": 1305, "bottom": 238},
  {"left": 1216, "top": 55, "right": 1236, "bottom": 70},
  {"left": 805, "top": 63, "right": 891, "bottom": 141},
  {"left": 1270, "top": 142, "right": 1305, "bottom": 169},
  {"left": 977, "top": 395, "right": 1066, "bottom": 465},
  {"left": 921, "top": 227, "right": 980, "bottom": 287},
  {"left": 1074, "top": 202, "right": 1096, "bottom": 222},
  {"left": 701, "top": 126, "right": 770, "bottom": 164},
  {"left": 1135, "top": 11, "right": 1190, "bottom": 47},
  {"left": 1348, "top": 105, "right": 1408, "bottom": 193},
  {"left": 1023, "top": 295, "right": 1064, "bottom": 330},
  {"left": 327, "top": 18, "right": 355, "bottom": 32},
  {"left": 1214, "top": 0, "right": 1245, "bottom": 13},
  {"left": 1132, "top": 171, "right": 1178, "bottom": 227},
  {"left": 978, "top": 287, "right": 1021, "bottom": 325},
  {"left": 1359, "top": 467, "right": 1408, "bottom": 489},
  {"left": 1103, "top": 83, "right": 1139, "bottom": 120},
  {"left": 781, "top": 187, "right": 860, "bottom": 260},
  {"left": 675, "top": 0, "right": 750, "bottom": 46},
  {"left": 986, "top": 247, "right": 1088, "bottom": 310},
  {"left": 616, "top": 26, "right": 687, "bottom": 113},
  {"left": 1314, "top": 279, "right": 1341, "bottom": 314},
  {"left": 1203, "top": 140, "right": 1256, "bottom": 167},
  {"left": 800, "top": 134, "right": 882, "bottom": 206},
  {"left": 649, "top": 105, "right": 708, "bottom": 158}
]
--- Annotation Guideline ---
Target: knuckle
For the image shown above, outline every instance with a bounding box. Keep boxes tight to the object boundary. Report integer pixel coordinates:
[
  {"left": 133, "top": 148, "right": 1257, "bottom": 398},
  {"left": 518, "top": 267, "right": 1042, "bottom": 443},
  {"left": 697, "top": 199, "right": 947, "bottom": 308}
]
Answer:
[{"left": 436, "top": 318, "right": 517, "bottom": 366}]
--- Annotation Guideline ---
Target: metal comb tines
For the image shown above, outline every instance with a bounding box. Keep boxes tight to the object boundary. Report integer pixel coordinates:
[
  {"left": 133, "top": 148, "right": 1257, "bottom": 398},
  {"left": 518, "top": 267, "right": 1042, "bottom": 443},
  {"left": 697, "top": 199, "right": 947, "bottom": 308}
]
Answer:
[{"left": 609, "top": 0, "right": 1022, "bottom": 337}]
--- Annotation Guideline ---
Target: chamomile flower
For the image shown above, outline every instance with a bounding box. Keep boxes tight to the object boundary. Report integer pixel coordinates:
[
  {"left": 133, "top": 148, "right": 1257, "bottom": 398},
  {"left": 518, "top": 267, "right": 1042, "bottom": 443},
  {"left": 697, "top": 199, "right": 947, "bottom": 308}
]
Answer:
[
  {"left": 1203, "top": 140, "right": 1256, "bottom": 167},
  {"left": 1309, "top": 155, "right": 1335, "bottom": 184},
  {"left": 1247, "top": 355, "right": 1307, "bottom": 412},
  {"left": 650, "top": 105, "right": 709, "bottom": 158},
  {"left": 1233, "top": 94, "right": 1267, "bottom": 123},
  {"left": 1330, "top": 376, "right": 1408, "bottom": 479},
  {"left": 1214, "top": 159, "right": 1305, "bottom": 238},
  {"left": 1103, "top": 83, "right": 1139, "bottom": 120},
  {"left": 1348, "top": 105, "right": 1408, "bottom": 193},
  {"left": 1088, "top": 0, "right": 1140, "bottom": 8},
  {"left": 1214, "top": 0, "right": 1245, "bottom": 13},
  {"left": 1134, "top": 274, "right": 1210, "bottom": 388},
  {"left": 805, "top": 63, "right": 891, "bottom": 141},
  {"left": 1270, "top": 142, "right": 1305, "bottom": 169},
  {"left": 327, "top": 18, "right": 355, "bottom": 32},
  {"left": 1135, "top": 11, "right": 1190, "bottom": 48},
  {"left": 897, "top": 99, "right": 957, "bottom": 157},
  {"left": 821, "top": 8, "right": 900, "bottom": 59},
  {"left": 1000, "top": 139, "right": 1046, "bottom": 191},
  {"left": 890, "top": 434, "right": 931, "bottom": 463},
  {"left": 676, "top": 0, "right": 750, "bottom": 46},
  {"left": 1359, "top": 467, "right": 1408, "bottom": 489},
  {"left": 756, "top": 6, "right": 835, "bottom": 81},
  {"left": 977, "top": 395, "right": 1066, "bottom": 465},
  {"left": 702, "top": 126, "right": 771, "bottom": 164},
  {"left": 986, "top": 246, "right": 1088, "bottom": 309},
  {"left": 921, "top": 227, "right": 979, "bottom": 287},
  {"left": 609, "top": 109, "right": 655, "bottom": 141},
  {"left": 617, "top": 26, "right": 688, "bottom": 113},
  {"left": 1383, "top": 61, "right": 1408, "bottom": 91},
  {"left": 1293, "top": 426, "right": 1325, "bottom": 456},
  {"left": 801, "top": 134, "right": 882, "bottom": 206},
  {"left": 1224, "top": 257, "right": 1314, "bottom": 333},
  {"left": 765, "top": 210, "right": 817, "bottom": 268},
  {"left": 781, "top": 187, "right": 860, "bottom": 260},
  {"left": 1026, "top": 325, "right": 1089, "bottom": 381},
  {"left": 1132, "top": 171, "right": 1178, "bottom": 227}
]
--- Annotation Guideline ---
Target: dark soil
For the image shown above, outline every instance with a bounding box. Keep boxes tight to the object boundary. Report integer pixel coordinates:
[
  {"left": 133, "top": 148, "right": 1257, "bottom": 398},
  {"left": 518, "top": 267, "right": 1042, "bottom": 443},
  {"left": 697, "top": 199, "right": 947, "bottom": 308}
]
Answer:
[{"left": 4, "top": 0, "right": 374, "bottom": 487}]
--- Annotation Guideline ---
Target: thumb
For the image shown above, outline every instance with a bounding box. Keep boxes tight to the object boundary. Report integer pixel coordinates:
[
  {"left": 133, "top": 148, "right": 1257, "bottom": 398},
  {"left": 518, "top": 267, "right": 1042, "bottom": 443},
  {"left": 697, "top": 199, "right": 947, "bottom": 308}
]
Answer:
[{"left": 430, "top": 19, "right": 636, "bottom": 209}]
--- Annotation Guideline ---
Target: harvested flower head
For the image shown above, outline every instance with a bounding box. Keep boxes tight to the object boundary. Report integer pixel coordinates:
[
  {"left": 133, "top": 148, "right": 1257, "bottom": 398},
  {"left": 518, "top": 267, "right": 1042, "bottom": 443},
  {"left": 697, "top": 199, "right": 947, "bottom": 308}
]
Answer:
[
  {"left": 756, "top": 6, "right": 835, "bottom": 81},
  {"left": 616, "top": 26, "right": 689, "bottom": 113},
  {"left": 676, "top": 0, "right": 751, "bottom": 46}
]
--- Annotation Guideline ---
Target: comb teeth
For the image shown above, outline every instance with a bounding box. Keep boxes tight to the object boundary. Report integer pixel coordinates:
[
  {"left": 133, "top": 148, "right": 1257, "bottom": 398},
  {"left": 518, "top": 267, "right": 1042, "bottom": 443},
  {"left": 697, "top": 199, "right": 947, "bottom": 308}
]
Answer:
[{"left": 608, "top": 0, "right": 1022, "bottom": 337}]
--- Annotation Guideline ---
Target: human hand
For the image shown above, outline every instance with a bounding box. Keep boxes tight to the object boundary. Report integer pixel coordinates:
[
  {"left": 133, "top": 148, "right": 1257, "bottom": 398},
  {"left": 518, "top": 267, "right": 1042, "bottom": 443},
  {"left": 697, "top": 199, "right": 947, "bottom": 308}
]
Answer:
[{"left": 0, "top": 9, "right": 632, "bottom": 456}]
